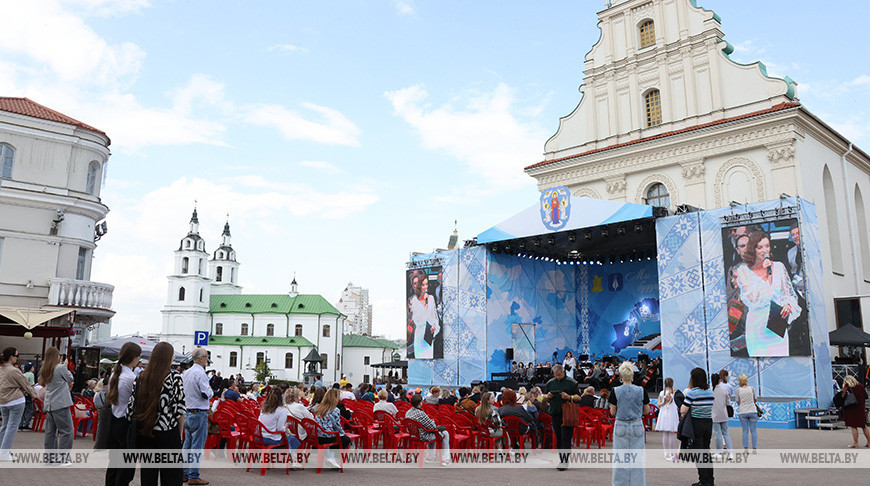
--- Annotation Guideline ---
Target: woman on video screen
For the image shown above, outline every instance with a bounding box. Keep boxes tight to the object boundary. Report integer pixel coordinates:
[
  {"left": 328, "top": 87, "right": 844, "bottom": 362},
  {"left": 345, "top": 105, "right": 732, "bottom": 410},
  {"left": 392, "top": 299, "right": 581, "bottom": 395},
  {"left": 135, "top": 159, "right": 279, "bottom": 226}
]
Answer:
[{"left": 409, "top": 270, "right": 439, "bottom": 359}]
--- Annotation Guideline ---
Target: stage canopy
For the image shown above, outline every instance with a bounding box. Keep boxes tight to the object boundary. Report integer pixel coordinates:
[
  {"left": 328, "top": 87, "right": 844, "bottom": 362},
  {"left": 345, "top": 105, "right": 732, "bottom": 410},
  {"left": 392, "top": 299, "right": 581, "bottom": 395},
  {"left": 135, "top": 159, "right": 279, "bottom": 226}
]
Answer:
[
  {"left": 477, "top": 188, "right": 653, "bottom": 244},
  {"left": 828, "top": 325, "right": 870, "bottom": 347}
]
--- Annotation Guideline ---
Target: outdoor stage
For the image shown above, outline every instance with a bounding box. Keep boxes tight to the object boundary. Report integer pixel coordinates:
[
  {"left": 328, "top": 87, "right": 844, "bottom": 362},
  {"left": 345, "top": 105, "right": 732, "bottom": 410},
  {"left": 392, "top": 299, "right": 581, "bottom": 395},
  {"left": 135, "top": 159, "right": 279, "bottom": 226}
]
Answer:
[{"left": 406, "top": 189, "right": 834, "bottom": 428}]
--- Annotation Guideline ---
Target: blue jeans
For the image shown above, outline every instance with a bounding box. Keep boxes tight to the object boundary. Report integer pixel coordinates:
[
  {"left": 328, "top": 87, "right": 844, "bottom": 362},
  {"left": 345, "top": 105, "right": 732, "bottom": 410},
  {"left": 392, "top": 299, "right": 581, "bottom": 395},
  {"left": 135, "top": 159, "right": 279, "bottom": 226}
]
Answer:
[
  {"left": 738, "top": 413, "right": 758, "bottom": 448},
  {"left": 712, "top": 421, "right": 732, "bottom": 450},
  {"left": 263, "top": 436, "right": 301, "bottom": 448},
  {"left": 20, "top": 397, "right": 34, "bottom": 428},
  {"left": 1, "top": 403, "right": 25, "bottom": 458},
  {"left": 182, "top": 411, "right": 209, "bottom": 479},
  {"left": 612, "top": 420, "right": 646, "bottom": 486}
]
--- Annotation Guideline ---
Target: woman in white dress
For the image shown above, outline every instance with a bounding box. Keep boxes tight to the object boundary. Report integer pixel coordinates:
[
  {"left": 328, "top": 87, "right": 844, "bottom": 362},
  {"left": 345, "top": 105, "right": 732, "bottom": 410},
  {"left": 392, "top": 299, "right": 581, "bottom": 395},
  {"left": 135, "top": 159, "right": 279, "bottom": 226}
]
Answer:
[
  {"left": 562, "top": 352, "right": 577, "bottom": 372},
  {"left": 409, "top": 271, "right": 439, "bottom": 359},
  {"left": 732, "top": 231, "right": 799, "bottom": 357},
  {"left": 655, "top": 377, "right": 679, "bottom": 461}
]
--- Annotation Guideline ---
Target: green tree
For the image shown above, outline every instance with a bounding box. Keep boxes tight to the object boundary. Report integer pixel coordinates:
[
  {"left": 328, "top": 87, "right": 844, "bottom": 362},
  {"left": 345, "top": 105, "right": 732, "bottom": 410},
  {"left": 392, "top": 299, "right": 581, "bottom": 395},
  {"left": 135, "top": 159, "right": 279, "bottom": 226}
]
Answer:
[{"left": 255, "top": 360, "right": 273, "bottom": 382}]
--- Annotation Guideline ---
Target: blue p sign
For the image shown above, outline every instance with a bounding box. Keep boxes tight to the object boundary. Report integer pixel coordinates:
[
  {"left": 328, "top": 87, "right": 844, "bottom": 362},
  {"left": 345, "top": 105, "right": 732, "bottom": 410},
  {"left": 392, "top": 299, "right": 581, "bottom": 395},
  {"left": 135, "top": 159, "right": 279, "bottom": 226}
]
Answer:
[{"left": 194, "top": 331, "right": 209, "bottom": 346}]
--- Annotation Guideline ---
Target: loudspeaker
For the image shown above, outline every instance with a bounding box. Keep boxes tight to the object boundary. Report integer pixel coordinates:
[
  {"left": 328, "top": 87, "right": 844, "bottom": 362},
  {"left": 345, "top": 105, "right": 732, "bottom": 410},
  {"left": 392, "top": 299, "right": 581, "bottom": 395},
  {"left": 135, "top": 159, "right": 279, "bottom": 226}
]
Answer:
[{"left": 505, "top": 348, "right": 514, "bottom": 360}]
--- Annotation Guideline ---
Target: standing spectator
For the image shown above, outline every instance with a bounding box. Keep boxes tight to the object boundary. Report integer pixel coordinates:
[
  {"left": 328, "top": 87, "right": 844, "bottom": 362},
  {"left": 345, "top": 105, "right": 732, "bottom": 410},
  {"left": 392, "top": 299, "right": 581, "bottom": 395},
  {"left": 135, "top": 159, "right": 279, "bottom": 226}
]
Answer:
[
  {"left": 39, "top": 347, "right": 74, "bottom": 465},
  {"left": 734, "top": 374, "right": 758, "bottom": 452},
  {"left": 405, "top": 393, "right": 450, "bottom": 466},
  {"left": 681, "top": 367, "right": 715, "bottom": 486},
  {"left": 126, "top": 342, "right": 185, "bottom": 485},
  {"left": 1, "top": 347, "right": 35, "bottom": 461},
  {"left": 655, "top": 377, "right": 680, "bottom": 461},
  {"left": 834, "top": 375, "right": 870, "bottom": 448},
  {"left": 610, "top": 361, "right": 649, "bottom": 486},
  {"left": 314, "top": 375, "right": 323, "bottom": 388},
  {"left": 711, "top": 372, "right": 734, "bottom": 455},
  {"left": 545, "top": 364, "right": 580, "bottom": 470},
  {"left": 104, "top": 342, "right": 141, "bottom": 486},
  {"left": 19, "top": 363, "right": 36, "bottom": 430},
  {"left": 182, "top": 348, "right": 214, "bottom": 485},
  {"left": 209, "top": 371, "right": 221, "bottom": 394}
]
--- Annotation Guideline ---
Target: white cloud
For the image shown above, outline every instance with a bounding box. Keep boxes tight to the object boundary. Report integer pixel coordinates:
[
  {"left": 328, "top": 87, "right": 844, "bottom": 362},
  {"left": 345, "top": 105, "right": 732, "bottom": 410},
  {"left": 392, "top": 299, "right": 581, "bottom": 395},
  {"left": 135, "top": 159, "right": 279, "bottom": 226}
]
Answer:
[
  {"left": 298, "top": 160, "right": 343, "bottom": 174},
  {"left": 268, "top": 44, "right": 309, "bottom": 54},
  {"left": 64, "top": 0, "right": 151, "bottom": 17},
  {"left": 848, "top": 75, "right": 870, "bottom": 87},
  {"left": 243, "top": 103, "right": 362, "bottom": 146},
  {"left": 385, "top": 83, "right": 546, "bottom": 189},
  {"left": 394, "top": 1, "right": 414, "bottom": 16}
]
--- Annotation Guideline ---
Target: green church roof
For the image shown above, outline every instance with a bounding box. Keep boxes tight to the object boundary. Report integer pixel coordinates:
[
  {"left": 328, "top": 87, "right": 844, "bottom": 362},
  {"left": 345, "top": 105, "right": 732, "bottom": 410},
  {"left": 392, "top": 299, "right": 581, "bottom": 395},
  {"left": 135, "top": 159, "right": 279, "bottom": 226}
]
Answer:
[
  {"left": 208, "top": 335, "right": 314, "bottom": 347},
  {"left": 209, "top": 294, "right": 343, "bottom": 316},
  {"left": 342, "top": 334, "right": 400, "bottom": 349}
]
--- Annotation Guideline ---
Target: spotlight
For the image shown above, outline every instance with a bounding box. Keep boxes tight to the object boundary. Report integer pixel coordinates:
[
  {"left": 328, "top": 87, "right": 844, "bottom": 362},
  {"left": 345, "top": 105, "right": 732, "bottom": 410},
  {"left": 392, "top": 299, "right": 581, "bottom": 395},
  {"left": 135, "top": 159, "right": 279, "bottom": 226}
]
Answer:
[
  {"left": 610, "top": 256, "right": 617, "bottom": 264},
  {"left": 519, "top": 242, "right": 526, "bottom": 250},
  {"left": 601, "top": 229, "right": 609, "bottom": 238},
  {"left": 635, "top": 223, "right": 643, "bottom": 233},
  {"left": 584, "top": 232, "right": 592, "bottom": 240},
  {"left": 569, "top": 250, "right": 579, "bottom": 255},
  {"left": 617, "top": 226, "right": 626, "bottom": 236},
  {"left": 568, "top": 234, "right": 576, "bottom": 243},
  {"left": 504, "top": 245, "right": 511, "bottom": 253},
  {"left": 547, "top": 236, "right": 555, "bottom": 245},
  {"left": 534, "top": 239, "right": 541, "bottom": 247}
]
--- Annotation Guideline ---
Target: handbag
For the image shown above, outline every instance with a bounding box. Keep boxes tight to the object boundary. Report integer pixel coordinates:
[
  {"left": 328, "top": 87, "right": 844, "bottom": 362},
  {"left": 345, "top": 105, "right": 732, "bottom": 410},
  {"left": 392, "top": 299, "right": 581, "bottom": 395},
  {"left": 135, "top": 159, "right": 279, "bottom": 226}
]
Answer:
[
  {"left": 752, "top": 387, "right": 764, "bottom": 418},
  {"left": 727, "top": 405, "right": 734, "bottom": 418},
  {"left": 843, "top": 390, "right": 858, "bottom": 408},
  {"left": 677, "top": 407, "right": 694, "bottom": 442},
  {"left": 561, "top": 400, "right": 580, "bottom": 427}
]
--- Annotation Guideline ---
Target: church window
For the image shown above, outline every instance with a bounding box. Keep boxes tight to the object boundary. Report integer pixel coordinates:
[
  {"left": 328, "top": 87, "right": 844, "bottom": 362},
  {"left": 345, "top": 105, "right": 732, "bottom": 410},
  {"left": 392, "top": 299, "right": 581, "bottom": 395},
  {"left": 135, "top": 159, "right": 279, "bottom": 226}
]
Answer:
[
  {"left": 364, "top": 356, "right": 370, "bottom": 365},
  {"left": 285, "top": 353, "right": 293, "bottom": 369},
  {"left": 216, "top": 266, "right": 223, "bottom": 282},
  {"left": 241, "top": 323, "right": 249, "bottom": 335},
  {"left": 266, "top": 324, "right": 275, "bottom": 336},
  {"left": 645, "top": 183, "right": 670, "bottom": 209},
  {"left": 231, "top": 267, "right": 235, "bottom": 283},
  {"left": 0, "top": 143, "right": 14, "bottom": 179},
  {"left": 198, "top": 259, "right": 203, "bottom": 275},
  {"left": 199, "top": 288, "right": 204, "bottom": 302},
  {"left": 294, "top": 324, "right": 303, "bottom": 337},
  {"left": 854, "top": 185, "right": 870, "bottom": 281},
  {"left": 182, "top": 257, "right": 189, "bottom": 274},
  {"left": 644, "top": 89, "right": 662, "bottom": 127},
  {"left": 229, "top": 351, "right": 237, "bottom": 367},
  {"left": 639, "top": 20, "right": 655, "bottom": 49},
  {"left": 178, "top": 286, "right": 186, "bottom": 301},
  {"left": 336, "top": 354, "right": 340, "bottom": 369},
  {"left": 186, "top": 240, "right": 191, "bottom": 249},
  {"left": 76, "top": 247, "right": 89, "bottom": 280},
  {"left": 256, "top": 352, "right": 264, "bottom": 366},
  {"left": 215, "top": 323, "right": 223, "bottom": 335},
  {"left": 86, "top": 161, "right": 100, "bottom": 195},
  {"left": 323, "top": 325, "right": 330, "bottom": 338},
  {"left": 823, "top": 165, "right": 844, "bottom": 274},
  {"left": 321, "top": 353, "right": 328, "bottom": 369}
]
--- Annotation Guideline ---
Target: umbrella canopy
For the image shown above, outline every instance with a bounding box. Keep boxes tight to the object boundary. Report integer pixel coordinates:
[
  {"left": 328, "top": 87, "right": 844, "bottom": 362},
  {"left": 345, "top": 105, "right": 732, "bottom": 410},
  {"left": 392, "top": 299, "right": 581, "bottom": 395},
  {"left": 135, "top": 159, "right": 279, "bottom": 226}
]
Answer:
[
  {"left": 93, "top": 336, "right": 186, "bottom": 360},
  {"left": 828, "top": 325, "right": 870, "bottom": 347}
]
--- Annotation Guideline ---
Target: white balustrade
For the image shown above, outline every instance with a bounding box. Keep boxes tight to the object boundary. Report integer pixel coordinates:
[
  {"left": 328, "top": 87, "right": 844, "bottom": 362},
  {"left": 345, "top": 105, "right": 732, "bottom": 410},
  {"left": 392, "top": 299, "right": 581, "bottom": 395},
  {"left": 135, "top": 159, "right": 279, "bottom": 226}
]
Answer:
[{"left": 48, "top": 278, "right": 114, "bottom": 310}]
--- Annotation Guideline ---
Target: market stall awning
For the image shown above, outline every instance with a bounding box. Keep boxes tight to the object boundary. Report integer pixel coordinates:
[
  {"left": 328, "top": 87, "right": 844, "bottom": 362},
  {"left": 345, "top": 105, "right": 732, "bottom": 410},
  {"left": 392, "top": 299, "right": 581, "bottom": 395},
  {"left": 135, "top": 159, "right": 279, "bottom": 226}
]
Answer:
[
  {"left": 92, "top": 335, "right": 186, "bottom": 360},
  {"left": 477, "top": 191, "right": 653, "bottom": 244},
  {"left": 829, "top": 325, "right": 870, "bottom": 347},
  {"left": 0, "top": 306, "right": 75, "bottom": 330}
]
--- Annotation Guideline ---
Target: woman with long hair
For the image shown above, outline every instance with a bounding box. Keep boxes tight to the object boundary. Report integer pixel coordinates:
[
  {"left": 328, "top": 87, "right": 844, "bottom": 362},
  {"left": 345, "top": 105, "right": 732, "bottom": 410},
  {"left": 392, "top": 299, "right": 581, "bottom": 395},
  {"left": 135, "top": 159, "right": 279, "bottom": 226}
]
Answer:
[
  {"left": 39, "top": 347, "right": 74, "bottom": 465},
  {"left": 681, "top": 367, "right": 715, "bottom": 486},
  {"left": 734, "top": 374, "right": 759, "bottom": 452},
  {"left": 313, "top": 388, "right": 350, "bottom": 449},
  {"left": 259, "top": 387, "right": 299, "bottom": 449},
  {"left": 104, "top": 342, "right": 141, "bottom": 485},
  {"left": 834, "top": 375, "right": 870, "bottom": 448},
  {"left": 126, "top": 342, "right": 185, "bottom": 485},
  {"left": 408, "top": 270, "right": 439, "bottom": 359},
  {"left": 1, "top": 347, "right": 35, "bottom": 461},
  {"left": 474, "top": 391, "right": 505, "bottom": 448},
  {"left": 308, "top": 387, "right": 326, "bottom": 412},
  {"left": 656, "top": 377, "right": 680, "bottom": 461}
]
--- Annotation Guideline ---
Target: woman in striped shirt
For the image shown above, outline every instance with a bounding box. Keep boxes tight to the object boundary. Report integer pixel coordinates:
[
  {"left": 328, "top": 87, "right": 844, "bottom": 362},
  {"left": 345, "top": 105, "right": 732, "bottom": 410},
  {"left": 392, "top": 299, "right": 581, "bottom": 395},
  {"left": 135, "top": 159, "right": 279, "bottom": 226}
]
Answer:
[{"left": 680, "top": 367, "right": 714, "bottom": 486}]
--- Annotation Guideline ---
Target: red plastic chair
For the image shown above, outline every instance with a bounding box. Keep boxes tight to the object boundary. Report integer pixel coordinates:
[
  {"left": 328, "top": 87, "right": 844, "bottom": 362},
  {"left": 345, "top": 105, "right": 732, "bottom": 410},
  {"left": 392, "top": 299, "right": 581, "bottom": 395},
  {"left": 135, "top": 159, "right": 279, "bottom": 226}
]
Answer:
[
  {"left": 339, "top": 416, "right": 364, "bottom": 449},
  {"left": 503, "top": 415, "right": 536, "bottom": 450},
  {"left": 539, "top": 413, "right": 557, "bottom": 449},
  {"left": 71, "top": 403, "right": 93, "bottom": 440},
  {"left": 439, "top": 416, "right": 472, "bottom": 449},
  {"left": 475, "top": 420, "right": 506, "bottom": 450},
  {"left": 373, "top": 411, "right": 409, "bottom": 449},
  {"left": 300, "top": 418, "right": 344, "bottom": 474},
  {"left": 245, "top": 418, "right": 290, "bottom": 476},
  {"left": 402, "top": 418, "right": 442, "bottom": 467}
]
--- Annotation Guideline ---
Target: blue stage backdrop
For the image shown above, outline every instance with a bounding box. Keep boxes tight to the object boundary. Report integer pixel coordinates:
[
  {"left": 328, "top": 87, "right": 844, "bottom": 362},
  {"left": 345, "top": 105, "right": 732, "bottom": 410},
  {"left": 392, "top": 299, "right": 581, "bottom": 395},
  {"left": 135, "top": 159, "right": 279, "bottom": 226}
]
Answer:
[{"left": 579, "top": 259, "right": 661, "bottom": 361}]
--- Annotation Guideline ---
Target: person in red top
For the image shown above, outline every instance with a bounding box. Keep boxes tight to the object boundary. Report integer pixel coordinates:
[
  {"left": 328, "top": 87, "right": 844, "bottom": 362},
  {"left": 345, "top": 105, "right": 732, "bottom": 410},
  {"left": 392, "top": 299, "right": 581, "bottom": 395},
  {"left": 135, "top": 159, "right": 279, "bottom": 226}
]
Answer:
[{"left": 834, "top": 375, "right": 869, "bottom": 448}]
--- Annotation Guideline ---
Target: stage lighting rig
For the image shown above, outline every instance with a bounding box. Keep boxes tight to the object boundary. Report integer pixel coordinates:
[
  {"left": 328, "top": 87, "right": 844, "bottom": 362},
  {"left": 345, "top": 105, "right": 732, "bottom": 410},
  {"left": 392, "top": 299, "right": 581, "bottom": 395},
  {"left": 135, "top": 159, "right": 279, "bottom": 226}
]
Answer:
[
  {"left": 617, "top": 226, "right": 626, "bottom": 236},
  {"left": 584, "top": 231, "right": 592, "bottom": 240},
  {"left": 547, "top": 236, "right": 555, "bottom": 246},
  {"left": 601, "top": 228, "right": 609, "bottom": 238},
  {"left": 568, "top": 233, "right": 576, "bottom": 243},
  {"left": 634, "top": 223, "right": 643, "bottom": 233}
]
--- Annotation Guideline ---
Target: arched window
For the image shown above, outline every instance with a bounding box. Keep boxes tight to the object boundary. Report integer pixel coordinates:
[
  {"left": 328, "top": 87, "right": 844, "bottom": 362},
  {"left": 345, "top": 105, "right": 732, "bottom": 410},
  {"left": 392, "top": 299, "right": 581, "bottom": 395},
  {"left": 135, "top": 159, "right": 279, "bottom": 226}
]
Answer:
[
  {"left": 215, "top": 323, "right": 223, "bottom": 335},
  {"left": 185, "top": 240, "right": 192, "bottom": 249},
  {"left": 199, "top": 288, "right": 204, "bottom": 302},
  {"left": 241, "top": 323, "right": 249, "bottom": 335},
  {"left": 0, "top": 143, "right": 14, "bottom": 179},
  {"left": 294, "top": 324, "right": 303, "bottom": 337},
  {"left": 645, "top": 183, "right": 670, "bottom": 209},
  {"left": 639, "top": 20, "right": 656, "bottom": 49},
  {"left": 323, "top": 324, "right": 330, "bottom": 338},
  {"left": 855, "top": 185, "right": 870, "bottom": 281},
  {"left": 285, "top": 353, "right": 293, "bottom": 369},
  {"left": 216, "top": 266, "right": 223, "bottom": 282},
  {"left": 644, "top": 89, "right": 662, "bottom": 127},
  {"left": 231, "top": 267, "right": 235, "bottom": 283},
  {"left": 198, "top": 259, "right": 203, "bottom": 275},
  {"left": 266, "top": 323, "right": 274, "bottom": 336},
  {"left": 86, "top": 161, "right": 100, "bottom": 195},
  {"left": 178, "top": 287, "right": 185, "bottom": 301},
  {"left": 256, "top": 352, "right": 264, "bottom": 366},
  {"left": 336, "top": 354, "right": 341, "bottom": 369},
  {"left": 321, "top": 353, "right": 328, "bottom": 369},
  {"left": 823, "top": 165, "right": 844, "bottom": 273},
  {"left": 181, "top": 257, "right": 189, "bottom": 274},
  {"left": 229, "top": 351, "right": 237, "bottom": 367}
]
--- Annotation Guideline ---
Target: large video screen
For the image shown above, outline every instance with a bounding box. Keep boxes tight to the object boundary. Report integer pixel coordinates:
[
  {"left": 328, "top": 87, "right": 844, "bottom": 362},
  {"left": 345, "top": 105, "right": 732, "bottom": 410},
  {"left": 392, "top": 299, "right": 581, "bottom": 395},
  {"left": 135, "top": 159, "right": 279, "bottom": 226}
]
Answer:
[
  {"left": 406, "top": 266, "right": 444, "bottom": 359},
  {"left": 724, "top": 218, "right": 810, "bottom": 357}
]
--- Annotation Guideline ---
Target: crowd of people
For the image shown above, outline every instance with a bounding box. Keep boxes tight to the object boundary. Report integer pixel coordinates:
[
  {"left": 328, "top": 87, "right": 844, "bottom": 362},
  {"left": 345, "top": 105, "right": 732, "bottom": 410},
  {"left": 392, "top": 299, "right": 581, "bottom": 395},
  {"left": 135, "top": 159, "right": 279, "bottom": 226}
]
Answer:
[{"left": 508, "top": 355, "right": 663, "bottom": 393}]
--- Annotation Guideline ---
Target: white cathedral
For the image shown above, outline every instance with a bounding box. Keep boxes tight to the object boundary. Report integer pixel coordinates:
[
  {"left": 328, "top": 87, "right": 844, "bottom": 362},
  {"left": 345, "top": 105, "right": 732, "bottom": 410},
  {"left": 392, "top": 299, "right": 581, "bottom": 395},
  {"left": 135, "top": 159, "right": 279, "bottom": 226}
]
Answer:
[{"left": 160, "top": 209, "right": 400, "bottom": 384}]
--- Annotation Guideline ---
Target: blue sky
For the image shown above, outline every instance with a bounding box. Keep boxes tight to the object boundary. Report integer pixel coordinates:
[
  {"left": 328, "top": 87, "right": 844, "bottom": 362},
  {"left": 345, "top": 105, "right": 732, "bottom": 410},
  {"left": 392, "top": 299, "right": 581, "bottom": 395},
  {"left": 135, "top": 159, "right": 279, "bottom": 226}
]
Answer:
[{"left": 1, "top": 0, "right": 867, "bottom": 339}]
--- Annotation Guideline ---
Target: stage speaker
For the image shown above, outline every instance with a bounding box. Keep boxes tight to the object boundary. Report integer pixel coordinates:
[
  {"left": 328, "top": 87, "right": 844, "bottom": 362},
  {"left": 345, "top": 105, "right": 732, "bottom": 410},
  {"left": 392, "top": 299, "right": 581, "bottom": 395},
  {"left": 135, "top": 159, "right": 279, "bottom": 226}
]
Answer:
[{"left": 505, "top": 348, "right": 514, "bottom": 360}]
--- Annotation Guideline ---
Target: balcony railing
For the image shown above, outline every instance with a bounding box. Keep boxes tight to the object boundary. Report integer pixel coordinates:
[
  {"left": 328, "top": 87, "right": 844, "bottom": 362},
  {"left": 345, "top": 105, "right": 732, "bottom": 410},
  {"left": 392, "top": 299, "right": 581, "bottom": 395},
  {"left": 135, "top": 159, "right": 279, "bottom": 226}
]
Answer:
[{"left": 48, "top": 278, "right": 114, "bottom": 311}]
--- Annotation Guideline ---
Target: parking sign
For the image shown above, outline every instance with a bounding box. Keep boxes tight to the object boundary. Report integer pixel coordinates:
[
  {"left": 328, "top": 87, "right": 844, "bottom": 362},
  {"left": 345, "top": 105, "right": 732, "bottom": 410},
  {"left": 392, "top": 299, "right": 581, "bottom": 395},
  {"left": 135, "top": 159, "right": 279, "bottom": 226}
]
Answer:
[{"left": 194, "top": 331, "right": 209, "bottom": 346}]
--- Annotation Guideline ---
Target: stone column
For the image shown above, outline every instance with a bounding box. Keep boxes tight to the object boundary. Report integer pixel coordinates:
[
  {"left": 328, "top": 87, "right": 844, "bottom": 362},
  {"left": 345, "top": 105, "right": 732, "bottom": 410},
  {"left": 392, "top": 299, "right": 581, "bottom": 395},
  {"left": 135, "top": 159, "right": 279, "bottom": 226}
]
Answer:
[
  {"left": 766, "top": 140, "right": 798, "bottom": 197},
  {"left": 680, "top": 159, "right": 707, "bottom": 208}
]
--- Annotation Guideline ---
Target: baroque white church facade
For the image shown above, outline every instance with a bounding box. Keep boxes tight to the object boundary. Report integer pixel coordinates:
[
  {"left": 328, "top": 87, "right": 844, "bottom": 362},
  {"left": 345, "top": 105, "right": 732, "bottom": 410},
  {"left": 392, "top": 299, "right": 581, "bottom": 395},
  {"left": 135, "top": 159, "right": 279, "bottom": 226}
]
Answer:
[
  {"left": 160, "top": 210, "right": 399, "bottom": 384},
  {"left": 525, "top": 0, "right": 870, "bottom": 337}
]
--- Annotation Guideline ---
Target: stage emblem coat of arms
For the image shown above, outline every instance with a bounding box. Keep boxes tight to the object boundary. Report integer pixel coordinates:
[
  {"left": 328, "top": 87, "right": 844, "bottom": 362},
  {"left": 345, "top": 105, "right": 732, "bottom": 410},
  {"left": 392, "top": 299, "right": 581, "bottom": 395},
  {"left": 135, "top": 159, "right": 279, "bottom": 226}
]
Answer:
[{"left": 540, "top": 186, "right": 570, "bottom": 230}]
